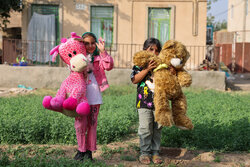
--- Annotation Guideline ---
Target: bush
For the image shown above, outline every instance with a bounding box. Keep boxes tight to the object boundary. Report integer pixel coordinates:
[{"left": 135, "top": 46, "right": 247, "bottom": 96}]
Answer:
[
  {"left": 0, "top": 85, "right": 137, "bottom": 145},
  {"left": 1, "top": 86, "right": 249, "bottom": 152},
  {"left": 161, "top": 90, "right": 250, "bottom": 152}
]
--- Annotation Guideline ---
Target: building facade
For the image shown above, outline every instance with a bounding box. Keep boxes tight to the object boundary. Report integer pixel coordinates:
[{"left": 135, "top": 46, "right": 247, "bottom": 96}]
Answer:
[
  {"left": 228, "top": 0, "right": 250, "bottom": 42},
  {"left": 3, "top": 0, "right": 208, "bottom": 69}
]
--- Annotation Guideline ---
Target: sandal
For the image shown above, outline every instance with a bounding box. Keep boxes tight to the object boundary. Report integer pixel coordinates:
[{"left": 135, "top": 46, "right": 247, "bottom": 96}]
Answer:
[
  {"left": 152, "top": 155, "right": 163, "bottom": 164},
  {"left": 139, "top": 155, "right": 151, "bottom": 165}
]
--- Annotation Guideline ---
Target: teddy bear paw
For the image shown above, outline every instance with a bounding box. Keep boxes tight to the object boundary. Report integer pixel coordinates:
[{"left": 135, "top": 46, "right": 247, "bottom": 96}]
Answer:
[
  {"left": 43, "top": 96, "right": 63, "bottom": 112},
  {"left": 174, "top": 115, "right": 194, "bottom": 130},
  {"left": 76, "top": 102, "right": 90, "bottom": 116},
  {"left": 63, "top": 97, "right": 78, "bottom": 111},
  {"left": 155, "top": 114, "right": 174, "bottom": 127},
  {"left": 50, "top": 96, "right": 64, "bottom": 112},
  {"left": 42, "top": 96, "right": 53, "bottom": 109}
]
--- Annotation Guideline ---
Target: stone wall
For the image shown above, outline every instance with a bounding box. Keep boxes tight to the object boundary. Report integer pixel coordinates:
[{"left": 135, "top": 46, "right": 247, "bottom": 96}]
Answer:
[{"left": 0, "top": 65, "right": 225, "bottom": 90}]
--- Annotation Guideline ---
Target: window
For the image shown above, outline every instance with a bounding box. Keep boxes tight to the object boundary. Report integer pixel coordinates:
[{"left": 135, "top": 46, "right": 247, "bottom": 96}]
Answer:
[
  {"left": 32, "top": 5, "right": 59, "bottom": 42},
  {"left": 148, "top": 8, "right": 171, "bottom": 45},
  {"left": 28, "top": 5, "right": 59, "bottom": 65},
  {"left": 91, "top": 6, "right": 114, "bottom": 47}
]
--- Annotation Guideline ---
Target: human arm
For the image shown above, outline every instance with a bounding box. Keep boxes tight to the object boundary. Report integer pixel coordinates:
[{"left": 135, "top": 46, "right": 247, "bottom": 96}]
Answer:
[
  {"left": 96, "top": 37, "right": 114, "bottom": 71},
  {"left": 131, "top": 60, "right": 157, "bottom": 84}
]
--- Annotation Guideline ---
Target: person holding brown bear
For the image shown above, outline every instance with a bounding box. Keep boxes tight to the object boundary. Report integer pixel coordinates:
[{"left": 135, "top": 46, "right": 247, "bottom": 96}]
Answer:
[{"left": 130, "top": 38, "right": 163, "bottom": 165}]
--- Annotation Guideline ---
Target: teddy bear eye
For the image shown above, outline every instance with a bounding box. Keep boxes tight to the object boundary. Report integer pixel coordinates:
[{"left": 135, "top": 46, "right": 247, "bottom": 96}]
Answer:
[
  {"left": 73, "top": 51, "right": 77, "bottom": 55},
  {"left": 68, "top": 54, "right": 72, "bottom": 58}
]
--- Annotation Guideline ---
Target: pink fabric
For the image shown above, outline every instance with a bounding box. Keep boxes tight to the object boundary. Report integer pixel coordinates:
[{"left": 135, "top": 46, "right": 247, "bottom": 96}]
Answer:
[
  {"left": 75, "top": 104, "right": 100, "bottom": 152},
  {"left": 93, "top": 51, "right": 114, "bottom": 92},
  {"left": 74, "top": 45, "right": 113, "bottom": 152},
  {"left": 43, "top": 32, "right": 89, "bottom": 115}
]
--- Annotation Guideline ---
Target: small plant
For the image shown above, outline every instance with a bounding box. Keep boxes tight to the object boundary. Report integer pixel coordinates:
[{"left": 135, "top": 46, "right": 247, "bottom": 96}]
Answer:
[
  {"left": 101, "top": 145, "right": 125, "bottom": 159},
  {"left": 0, "top": 152, "right": 10, "bottom": 166},
  {"left": 120, "top": 155, "right": 136, "bottom": 161},
  {"left": 128, "top": 143, "right": 140, "bottom": 152},
  {"left": 213, "top": 155, "right": 221, "bottom": 163},
  {"left": 167, "top": 164, "right": 177, "bottom": 167}
]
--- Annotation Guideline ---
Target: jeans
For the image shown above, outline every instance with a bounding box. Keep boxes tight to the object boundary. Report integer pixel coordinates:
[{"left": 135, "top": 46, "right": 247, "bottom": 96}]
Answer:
[{"left": 138, "top": 108, "right": 162, "bottom": 156}]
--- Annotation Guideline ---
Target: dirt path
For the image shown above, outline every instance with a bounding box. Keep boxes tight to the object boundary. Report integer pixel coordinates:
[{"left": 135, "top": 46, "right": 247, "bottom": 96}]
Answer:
[
  {"left": 1, "top": 134, "right": 249, "bottom": 167},
  {"left": 92, "top": 135, "right": 250, "bottom": 167},
  {"left": 226, "top": 73, "right": 250, "bottom": 91}
]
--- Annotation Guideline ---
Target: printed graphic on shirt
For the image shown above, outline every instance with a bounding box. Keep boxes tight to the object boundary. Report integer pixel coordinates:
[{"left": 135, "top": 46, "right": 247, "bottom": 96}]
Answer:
[{"left": 131, "top": 66, "right": 154, "bottom": 109}]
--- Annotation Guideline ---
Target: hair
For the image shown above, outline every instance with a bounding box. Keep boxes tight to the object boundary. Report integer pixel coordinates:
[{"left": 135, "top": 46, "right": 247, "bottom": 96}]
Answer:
[
  {"left": 143, "top": 37, "right": 162, "bottom": 52},
  {"left": 81, "top": 32, "right": 99, "bottom": 61}
]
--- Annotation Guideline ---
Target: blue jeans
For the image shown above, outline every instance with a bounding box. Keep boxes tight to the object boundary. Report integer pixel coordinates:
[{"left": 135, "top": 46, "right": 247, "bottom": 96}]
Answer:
[{"left": 138, "top": 108, "right": 162, "bottom": 156}]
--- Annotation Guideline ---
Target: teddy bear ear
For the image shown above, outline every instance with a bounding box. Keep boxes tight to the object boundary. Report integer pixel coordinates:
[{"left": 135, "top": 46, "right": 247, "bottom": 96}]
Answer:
[
  {"left": 133, "top": 50, "right": 155, "bottom": 67},
  {"left": 163, "top": 40, "right": 176, "bottom": 49}
]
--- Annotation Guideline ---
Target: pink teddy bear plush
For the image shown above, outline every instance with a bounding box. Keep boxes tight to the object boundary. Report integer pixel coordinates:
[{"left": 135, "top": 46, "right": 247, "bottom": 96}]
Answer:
[{"left": 42, "top": 32, "right": 90, "bottom": 117}]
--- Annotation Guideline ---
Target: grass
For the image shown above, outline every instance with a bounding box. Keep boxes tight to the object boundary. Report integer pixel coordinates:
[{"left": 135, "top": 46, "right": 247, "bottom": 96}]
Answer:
[
  {"left": 161, "top": 89, "right": 250, "bottom": 152},
  {"left": 0, "top": 145, "right": 109, "bottom": 167},
  {"left": 0, "top": 85, "right": 138, "bottom": 145},
  {"left": 0, "top": 85, "right": 250, "bottom": 153},
  {"left": 0, "top": 86, "right": 250, "bottom": 166}
]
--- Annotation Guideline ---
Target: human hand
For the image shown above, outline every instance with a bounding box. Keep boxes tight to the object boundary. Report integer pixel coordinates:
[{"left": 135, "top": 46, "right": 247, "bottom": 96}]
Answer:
[
  {"left": 146, "top": 60, "right": 157, "bottom": 71},
  {"left": 96, "top": 37, "right": 105, "bottom": 53}
]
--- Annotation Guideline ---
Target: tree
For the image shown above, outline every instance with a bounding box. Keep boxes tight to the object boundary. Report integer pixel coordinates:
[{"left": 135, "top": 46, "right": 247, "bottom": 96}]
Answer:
[
  {"left": 207, "top": 0, "right": 227, "bottom": 31},
  {"left": 0, "top": 0, "right": 23, "bottom": 31}
]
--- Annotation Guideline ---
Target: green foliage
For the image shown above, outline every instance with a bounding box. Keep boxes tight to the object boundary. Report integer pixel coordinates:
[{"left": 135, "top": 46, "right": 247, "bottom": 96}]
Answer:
[
  {"left": 0, "top": 86, "right": 250, "bottom": 152},
  {"left": 0, "top": 145, "right": 108, "bottom": 167},
  {"left": 101, "top": 145, "right": 125, "bottom": 159},
  {"left": 213, "top": 20, "right": 227, "bottom": 31},
  {"left": 207, "top": 0, "right": 227, "bottom": 31},
  {"left": 161, "top": 90, "right": 250, "bottom": 152},
  {"left": 0, "top": 85, "right": 137, "bottom": 145},
  {"left": 120, "top": 155, "right": 136, "bottom": 161},
  {"left": 0, "top": 0, "right": 23, "bottom": 30},
  {"left": 207, "top": 0, "right": 218, "bottom": 11},
  {"left": 213, "top": 155, "right": 221, "bottom": 163}
]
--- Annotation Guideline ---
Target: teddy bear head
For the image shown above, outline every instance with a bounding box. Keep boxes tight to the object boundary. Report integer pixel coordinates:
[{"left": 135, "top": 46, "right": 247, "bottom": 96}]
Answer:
[
  {"left": 50, "top": 32, "right": 88, "bottom": 72},
  {"left": 159, "top": 40, "right": 190, "bottom": 70}
]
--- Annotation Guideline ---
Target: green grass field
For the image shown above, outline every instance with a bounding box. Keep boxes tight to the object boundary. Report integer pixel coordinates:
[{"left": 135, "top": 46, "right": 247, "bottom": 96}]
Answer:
[{"left": 0, "top": 86, "right": 249, "bottom": 152}]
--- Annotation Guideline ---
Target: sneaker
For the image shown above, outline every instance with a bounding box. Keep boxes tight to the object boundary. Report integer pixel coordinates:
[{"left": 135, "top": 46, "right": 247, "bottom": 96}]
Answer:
[
  {"left": 85, "top": 150, "right": 93, "bottom": 161},
  {"left": 74, "top": 150, "right": 85, "bottom": 161}
]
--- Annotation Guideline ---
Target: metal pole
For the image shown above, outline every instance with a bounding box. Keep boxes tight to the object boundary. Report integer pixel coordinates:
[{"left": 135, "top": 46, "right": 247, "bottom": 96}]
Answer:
[{"left": 232, "top": 32, "right": 237, "bottom": 73}]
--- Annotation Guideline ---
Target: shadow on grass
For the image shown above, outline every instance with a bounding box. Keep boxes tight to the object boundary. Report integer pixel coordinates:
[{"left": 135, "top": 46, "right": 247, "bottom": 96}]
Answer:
[{"left": 161, "top": 117, "right": 249, "bottom": 152}]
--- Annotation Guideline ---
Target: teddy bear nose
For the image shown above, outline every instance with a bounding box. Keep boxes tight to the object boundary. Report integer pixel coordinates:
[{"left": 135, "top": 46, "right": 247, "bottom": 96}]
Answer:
[{"left": 72, "top": 65, "right": 75, "bottom": 68}]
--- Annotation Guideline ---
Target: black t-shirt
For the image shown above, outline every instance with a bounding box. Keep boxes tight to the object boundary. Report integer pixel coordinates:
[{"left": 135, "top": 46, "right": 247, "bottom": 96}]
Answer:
[{"left": 130, "top": 65, "right": 154, "bottom": 109}]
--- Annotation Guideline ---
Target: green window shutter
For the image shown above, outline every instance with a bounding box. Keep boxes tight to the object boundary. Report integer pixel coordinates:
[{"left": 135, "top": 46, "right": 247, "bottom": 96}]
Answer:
[
  {"left": 148, "top": 8, "right": 171, "bottom": 44},
  {"left": 91, "top": 6, "right": 114, "bottom": 47}
]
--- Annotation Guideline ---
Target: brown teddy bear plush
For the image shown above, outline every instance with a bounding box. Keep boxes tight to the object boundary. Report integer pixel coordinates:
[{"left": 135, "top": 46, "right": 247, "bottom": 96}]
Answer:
[{"left": 133, "top": 40, "right": 193, "bottom": 130}]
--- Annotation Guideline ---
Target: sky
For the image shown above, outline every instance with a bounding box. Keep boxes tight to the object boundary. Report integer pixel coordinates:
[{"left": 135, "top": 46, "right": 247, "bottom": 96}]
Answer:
[{"left": 207, "top": 0, "right": 228, "bottom": 22}]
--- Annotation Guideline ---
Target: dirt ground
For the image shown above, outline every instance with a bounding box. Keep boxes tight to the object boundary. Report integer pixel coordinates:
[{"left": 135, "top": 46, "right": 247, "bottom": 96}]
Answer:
[
  {"left": 226, "top": 73, "right": 250, "bottom": 91},
  {"left": 1, "top": 134, "right": 249, "bottom": 167},
  {"left": 90, "top": 135, "right": 250, "bottom": 167}
]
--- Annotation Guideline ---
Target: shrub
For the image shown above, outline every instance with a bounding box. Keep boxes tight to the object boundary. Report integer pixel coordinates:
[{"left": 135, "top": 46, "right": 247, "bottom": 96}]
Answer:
[
  {"left": 0, "top": 85, "right": 137, "bottom": 145},
  {"left": 161, "top": 90, "right": 250, "bottom": 152}
]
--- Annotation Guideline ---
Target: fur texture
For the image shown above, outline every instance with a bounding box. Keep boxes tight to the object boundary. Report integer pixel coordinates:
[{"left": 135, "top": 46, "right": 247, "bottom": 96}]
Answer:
[
  {"left": 42, "top": 32, "right": 90, "bottom": 117},
  {"left": 133, "top": 40, "right": 193, "bottom": 130}
]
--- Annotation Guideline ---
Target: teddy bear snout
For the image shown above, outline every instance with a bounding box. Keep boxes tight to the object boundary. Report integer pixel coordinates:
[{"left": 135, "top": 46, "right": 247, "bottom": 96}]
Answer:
[
  {"left": 170, "top": 58, "right": 183, "bottom": 68},
  {"left": 70, "top": 54, "right": 88, "bottom": 72}
]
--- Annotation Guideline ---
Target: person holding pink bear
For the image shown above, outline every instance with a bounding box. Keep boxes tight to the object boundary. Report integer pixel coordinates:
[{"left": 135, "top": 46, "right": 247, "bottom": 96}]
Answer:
[
  {"left": 43, "top": 31, "right": 113, "bottom": 162},
  {"left": 73, "top": 32, "right": 114, "bottom": 161}
]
